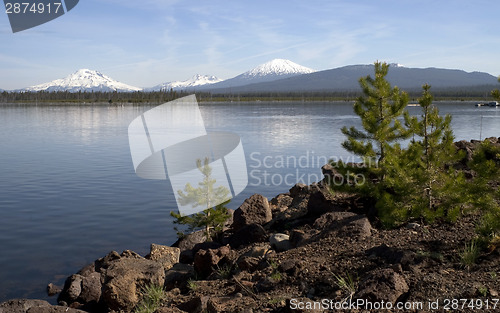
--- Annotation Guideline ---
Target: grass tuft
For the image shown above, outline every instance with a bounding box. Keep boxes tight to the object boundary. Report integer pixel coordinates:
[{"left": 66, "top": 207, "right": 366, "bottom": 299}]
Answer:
[
  {"left": 187, "top": 279, "right": 198, "bottom": 291},
  {"left": 460, "top": 239, "right": 480, "bottom": 270},
  {"left": 134, "top": 284, "right": 166, "bottom": 313},
  {"left": 215, "top": 263, "right": 233, "bottom": 279},
  {"left": 333, "top": 272, "right": 358, "bottom": 300}
]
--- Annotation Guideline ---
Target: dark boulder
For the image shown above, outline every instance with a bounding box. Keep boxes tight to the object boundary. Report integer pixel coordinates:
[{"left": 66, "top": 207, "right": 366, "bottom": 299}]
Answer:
[
  {"left": 194, "top": 245, "right": 233, "bottom": 278},
  {"left": 269, "top": 233, "right": 292, "bottom": 252},
  {"left": 355, "top": 268, "right": 409, "bottom": 303},
  {"left": 289, "top": 183, "right": 310, "bottom": 198},
  {"left": 58, "top": 274, "right": 83, "bottom": 303},
  {"left": 164, "top": 263, "right": 196, "bottom": 291},
  {"left": 46, "top": 283, "right": 62, "bottom": 297},
  {"left": 366, "top": 244, "right": 416, "bottom": 268},
  {"left": 102, "top": 258, "right": 165, "bottom": 311},
  {"left": 306, "top": 186, "right": 337, "bottom": 216},
  {"left": 269, "top": 193, "right": 293, "bottom": 215},
  {"left": 0, "top": 299, "right": 52, "bottom": 313},
  {"left": 173, "top": 230, "right": 206, "bottom": 252},
  {"left": 79, "top": 272, "right": 102, "bottom": 304},
  {"left": 147, "top": 243, "right": 180, "bottom": 270},
  {"left": 312, "top": 211, "right": 372, "bottom": 239},
  {"left": 237, "top": 256, "right": 261, "bottom": 272},
  {"left": 0, "top": 299, "right": 87, "bottom": 313},
  {"left": 232, "top": 194, "right": 272, "bottom": 231},
  {"left": 228, "top": 223, "right": 268, "bottom": 248}
]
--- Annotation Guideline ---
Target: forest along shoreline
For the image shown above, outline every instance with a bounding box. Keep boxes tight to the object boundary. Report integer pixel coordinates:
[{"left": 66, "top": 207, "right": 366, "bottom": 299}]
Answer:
[{"left": 0, "top": 137, "right": 498, "bottom": 313}]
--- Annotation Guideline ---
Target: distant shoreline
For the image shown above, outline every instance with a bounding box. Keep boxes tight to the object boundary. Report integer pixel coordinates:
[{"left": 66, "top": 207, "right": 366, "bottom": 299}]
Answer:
[{"left": 0, "top": 99, "right": 491, "bottom": 106}]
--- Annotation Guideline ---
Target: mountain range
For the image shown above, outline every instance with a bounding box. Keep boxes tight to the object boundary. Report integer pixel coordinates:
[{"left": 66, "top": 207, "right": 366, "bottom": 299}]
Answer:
[
  {"left": 11, "top": 59, "right": 499, "bottom": 93},
  {"left": 211, "top": 64, "right": 498, "bottom": 93},
  {"left": 145, "top": 74, "right": 223, "bottom": 92}
]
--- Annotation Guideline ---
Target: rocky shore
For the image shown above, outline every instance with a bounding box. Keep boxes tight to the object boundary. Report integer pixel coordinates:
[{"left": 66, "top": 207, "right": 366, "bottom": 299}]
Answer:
[{"left": 1, "top": 138, "right": 499, "bottom": 313}]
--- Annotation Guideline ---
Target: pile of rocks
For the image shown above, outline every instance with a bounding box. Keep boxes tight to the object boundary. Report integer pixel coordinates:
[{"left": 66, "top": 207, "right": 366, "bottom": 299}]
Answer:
[{"left": 32, "top": 180, "right": 387, "bottom": 312}]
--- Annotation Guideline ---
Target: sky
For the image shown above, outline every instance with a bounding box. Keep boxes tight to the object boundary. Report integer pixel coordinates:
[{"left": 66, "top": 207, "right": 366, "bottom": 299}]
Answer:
[{"left": 1, "top": 0, "right": 500, "bottom": 90}]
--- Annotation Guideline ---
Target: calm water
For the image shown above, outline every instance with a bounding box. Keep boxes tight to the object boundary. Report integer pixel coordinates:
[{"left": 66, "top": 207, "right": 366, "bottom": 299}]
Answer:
[{"left": 0, "top": 101, "right": 498, "bottom": 301}]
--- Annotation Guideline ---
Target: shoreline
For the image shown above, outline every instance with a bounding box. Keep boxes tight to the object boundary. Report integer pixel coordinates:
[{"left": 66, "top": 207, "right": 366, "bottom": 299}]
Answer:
[
  {"left": 0, "top": 99, "right": 489, "bottom": 106},
  {"left": 1, "top": 138, "right": 499, "bottom": 313}
]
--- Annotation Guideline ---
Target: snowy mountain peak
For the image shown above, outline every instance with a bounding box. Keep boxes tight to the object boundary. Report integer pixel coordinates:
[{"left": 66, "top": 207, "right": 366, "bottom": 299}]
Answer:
[
  {"left": 146, "top": 74, "right": 223, "bottom": 91},
  {"left": 25, "top": 69, "right": 141, "bottom": 92},
  {"left": 205, "top": 59, "right": 316, "bottom": 89},
  {"left": 75, "top": 68, "right": 100, "bottom": 75},
  {"left": 245, "top": 59, "right": 315, "bottom": 78},
  {"left": 179, "top": 74, "right": 223, "bottom": 87},
  {"left": 58, "top": 69, "right": 109, "bottom": 84}
]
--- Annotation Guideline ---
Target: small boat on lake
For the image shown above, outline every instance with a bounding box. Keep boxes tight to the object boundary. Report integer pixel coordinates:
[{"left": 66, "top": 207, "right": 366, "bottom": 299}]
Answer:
[{"left": 475, "top": 101, "right": 499, "bottom": 107}]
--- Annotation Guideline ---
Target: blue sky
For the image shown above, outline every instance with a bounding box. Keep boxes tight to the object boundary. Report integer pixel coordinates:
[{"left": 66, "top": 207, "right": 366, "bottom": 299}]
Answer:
[{"left": 1, "top": 0, "right": 500, "bottom": 90}]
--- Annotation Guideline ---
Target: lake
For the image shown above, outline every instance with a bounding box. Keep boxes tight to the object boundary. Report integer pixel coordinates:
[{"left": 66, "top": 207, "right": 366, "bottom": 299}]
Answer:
[{"left": 0, "top": 101, "right": 498, "bottom": 302}]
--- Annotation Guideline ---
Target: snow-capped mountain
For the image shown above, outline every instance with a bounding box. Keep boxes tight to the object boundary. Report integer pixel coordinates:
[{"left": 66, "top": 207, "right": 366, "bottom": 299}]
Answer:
[
  {"left": 25, "top": 69, "right": 142, "bottom": 92},
  {"left": 204, "top": 59, "right": 315, "bottom": 89},
  {"left": 242, "top": 58, "right": 315, "bottom": 79},
  {"left": 146, "top": 74, "right": 222, "bottom": 91}
]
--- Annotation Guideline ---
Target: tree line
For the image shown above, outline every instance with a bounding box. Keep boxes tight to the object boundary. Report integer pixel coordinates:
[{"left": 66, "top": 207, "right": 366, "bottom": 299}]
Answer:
[
  {"left": 0, "top": 89, "right": 189, "bottom": 104},
  {"left": 0, "top": 85, "right": 496, "bottom": 104}
]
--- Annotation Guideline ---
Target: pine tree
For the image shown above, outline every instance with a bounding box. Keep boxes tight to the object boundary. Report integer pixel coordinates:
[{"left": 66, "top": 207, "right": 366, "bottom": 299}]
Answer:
[
  {"left": 403, "top": 84, "right": 465, "bottom": 222},
  {"left": 330, "top": 62, "right": 413, "bottom": 225},
  {"left": 468, "top": 140, "right": 500, "bottom": 240},
  {"left": 341, "top": 61, "right": 411, "bottom": 182},
  {"left": 374, "top": 142, "right": 418, "bottom": 226},
  {"left": 170, "top": 158, "right": 231, "bottom": 241}
]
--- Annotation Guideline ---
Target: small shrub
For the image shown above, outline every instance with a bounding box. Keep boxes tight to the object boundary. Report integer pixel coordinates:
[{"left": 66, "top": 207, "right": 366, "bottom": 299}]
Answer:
[
  {"left": 333, "top": 272, "right": 358, "bottom": 299},
  {"left": 268, "top": 259, "right": 279, "bottom": 270},
  {"left": 134, "top": 284, "right": 166, "bottom": 313},
  {"left": 170, "top": 158, "right": 231, "bottom": 241},
  {"left": 477, "top": 285, "right": 488, "bottom": 297},
  {"left": 268, "top": 297, "right": 285, "bottom": 305},
  {"left": 416, "top": 250, "right": 444, "bottom": 262},
  {"left": 134, "top": 301, "right": 157, "bottom": 313},
  {"left": 187, "top": 279, "right": 198, "bottom": 291},
  {"left": 215, "top": 263, "right": 233, "bottom": 279},
  {"left": 270, "top": 271, "right": 282, "bottom": 281},
  {"left": 460, "top": 239, "right": 480, "bottom": 270},
  {"left": 267, "top": 259, "right": 282, "bottom": 281},
  {"left": 489, "top": 272, "right": 498, "bottom": 280}
]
